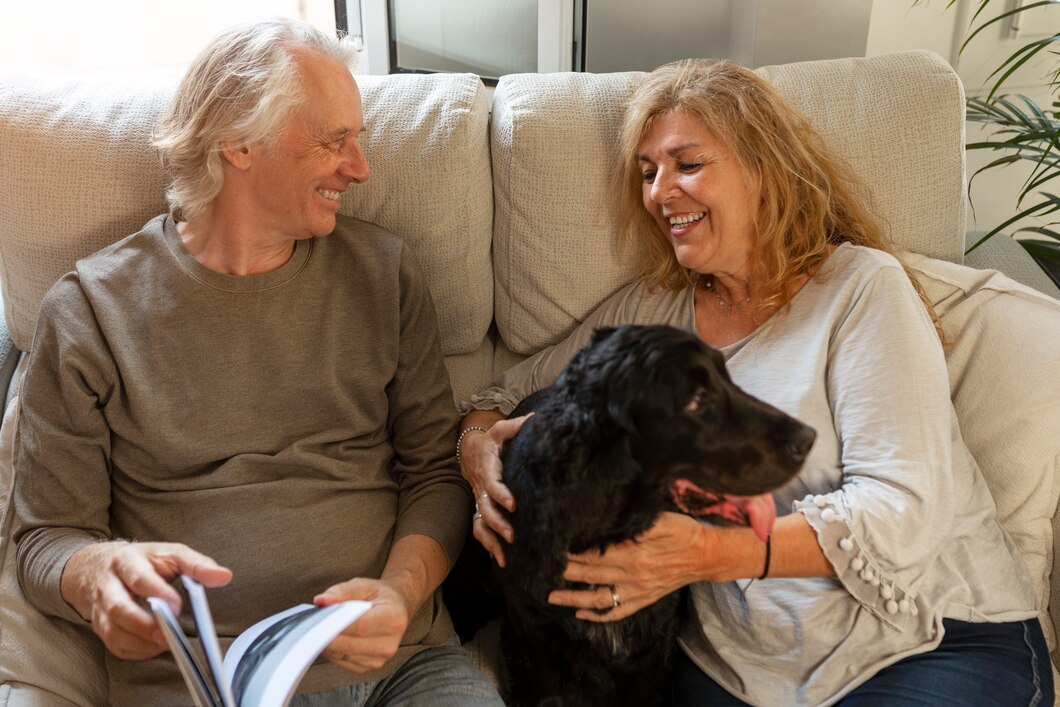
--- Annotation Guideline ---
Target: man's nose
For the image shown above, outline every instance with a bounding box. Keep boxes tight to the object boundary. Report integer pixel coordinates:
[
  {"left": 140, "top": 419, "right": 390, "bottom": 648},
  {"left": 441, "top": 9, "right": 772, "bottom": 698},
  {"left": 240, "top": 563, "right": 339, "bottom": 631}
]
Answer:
[{"left": 341, "top": 141, "right": 371, "bottom": 184}]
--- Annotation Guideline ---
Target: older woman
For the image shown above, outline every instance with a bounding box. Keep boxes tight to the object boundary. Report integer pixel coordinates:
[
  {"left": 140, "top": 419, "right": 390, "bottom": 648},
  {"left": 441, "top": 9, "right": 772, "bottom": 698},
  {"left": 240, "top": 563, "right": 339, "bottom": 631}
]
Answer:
[{"left": 458, "top": 59, "right": 1050, "bottom": 705}]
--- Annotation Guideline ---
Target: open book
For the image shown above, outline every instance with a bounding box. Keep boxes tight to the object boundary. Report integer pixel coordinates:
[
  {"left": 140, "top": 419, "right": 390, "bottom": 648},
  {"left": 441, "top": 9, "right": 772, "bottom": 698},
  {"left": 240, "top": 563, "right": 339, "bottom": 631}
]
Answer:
[{"left": 148, "top": 576, "right": 371, "bottom": 707}]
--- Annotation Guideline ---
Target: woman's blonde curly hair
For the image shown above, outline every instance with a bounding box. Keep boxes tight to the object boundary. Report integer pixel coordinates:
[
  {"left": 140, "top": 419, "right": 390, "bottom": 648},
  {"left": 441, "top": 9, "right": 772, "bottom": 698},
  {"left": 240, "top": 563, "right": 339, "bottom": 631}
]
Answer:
[
  {"left": 153, "top": 18, "right": 357, "bottom": 222},
  {"left": 615, "top": 58, "right": 941, "bottom": 336}
]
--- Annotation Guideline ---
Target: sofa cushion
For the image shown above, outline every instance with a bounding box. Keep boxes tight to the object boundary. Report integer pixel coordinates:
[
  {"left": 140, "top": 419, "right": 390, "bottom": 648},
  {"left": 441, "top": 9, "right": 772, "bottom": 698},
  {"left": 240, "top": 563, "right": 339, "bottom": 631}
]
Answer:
[
  {"left": 757, "top": 51, "right": 966, "bottom": 263},
  {"left": 0, "top": 71, "right": 494, "bottom": 365},
  {"left": 343, "top": 73, "right": 494, "bottom": 360},
  {"left": 490, "top": 51, "right": 966, "bottom": 355},
  {"left": 0, "top": 72, "right": 175, "bottom": 354},
  {"left": 907, "top": 252, "right": 1060, "bottom": 651},
  {"left": 490, "top": 71, "right": 644, "bottom": 357}
]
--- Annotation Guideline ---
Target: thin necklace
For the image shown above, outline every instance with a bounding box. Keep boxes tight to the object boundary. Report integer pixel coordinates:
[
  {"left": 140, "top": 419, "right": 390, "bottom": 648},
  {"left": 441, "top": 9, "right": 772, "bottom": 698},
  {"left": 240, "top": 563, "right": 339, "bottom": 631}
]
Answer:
[{"left": 702, "top": 275, "right": 751, "bottom": 313}]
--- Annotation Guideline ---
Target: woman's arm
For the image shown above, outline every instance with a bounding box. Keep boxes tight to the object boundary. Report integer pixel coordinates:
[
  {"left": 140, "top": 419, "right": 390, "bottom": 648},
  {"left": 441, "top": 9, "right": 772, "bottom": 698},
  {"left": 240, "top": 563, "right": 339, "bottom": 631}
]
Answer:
[{"left": 548, "top": 511, "right": 832, "bottom": 620}]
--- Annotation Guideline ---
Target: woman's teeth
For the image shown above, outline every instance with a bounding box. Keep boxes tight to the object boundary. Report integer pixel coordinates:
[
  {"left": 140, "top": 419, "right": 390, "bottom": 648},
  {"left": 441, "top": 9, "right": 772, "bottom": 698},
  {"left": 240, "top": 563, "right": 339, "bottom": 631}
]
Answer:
[
  {"left": 669, "top": 212, "right": 705, "bottom": 226},
  {"left": 318, "top": 188, "right": 342, "bottom": 201}
]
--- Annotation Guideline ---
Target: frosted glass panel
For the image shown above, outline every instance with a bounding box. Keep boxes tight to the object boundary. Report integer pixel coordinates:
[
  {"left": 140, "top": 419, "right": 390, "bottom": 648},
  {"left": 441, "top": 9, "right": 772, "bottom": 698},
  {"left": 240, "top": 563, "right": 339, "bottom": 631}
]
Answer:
[{"left": 390, "top": 0, "right": 536, "bottom": 79}]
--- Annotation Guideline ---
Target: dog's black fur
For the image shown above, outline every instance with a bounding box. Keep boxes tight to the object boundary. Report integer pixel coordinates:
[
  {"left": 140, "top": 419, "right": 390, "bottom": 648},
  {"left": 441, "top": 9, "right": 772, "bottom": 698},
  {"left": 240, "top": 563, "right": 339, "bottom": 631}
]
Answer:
[{"left": 445, "top": 324, "right": 815, "bottom": 707}]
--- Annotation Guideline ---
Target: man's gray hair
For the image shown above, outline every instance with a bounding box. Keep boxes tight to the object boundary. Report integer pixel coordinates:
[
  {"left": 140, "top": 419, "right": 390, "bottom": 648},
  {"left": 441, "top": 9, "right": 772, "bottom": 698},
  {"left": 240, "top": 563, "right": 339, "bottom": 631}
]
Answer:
[{"left": 153, "top": 18, "right": 358, "bottom": 221}]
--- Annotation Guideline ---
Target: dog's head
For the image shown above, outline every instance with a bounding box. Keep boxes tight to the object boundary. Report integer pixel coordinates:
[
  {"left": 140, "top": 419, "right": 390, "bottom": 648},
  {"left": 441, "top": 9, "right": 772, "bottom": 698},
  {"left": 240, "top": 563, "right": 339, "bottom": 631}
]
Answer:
[{"left": 554, "top": 324, "right": 814, "bottom": 525}]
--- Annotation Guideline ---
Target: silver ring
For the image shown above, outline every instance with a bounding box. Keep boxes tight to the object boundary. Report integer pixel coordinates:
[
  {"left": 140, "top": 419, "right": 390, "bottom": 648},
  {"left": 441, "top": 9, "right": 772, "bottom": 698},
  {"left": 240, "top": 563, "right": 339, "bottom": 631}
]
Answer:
[
  {"left": 610, "top": 585, "right": 621, "bottom": 608},
  {"left": 480, "top": 492, "right": 489, "bottom": 501},
  {"left": 473, "top": 512, "right": 483, "bottom": 521}
]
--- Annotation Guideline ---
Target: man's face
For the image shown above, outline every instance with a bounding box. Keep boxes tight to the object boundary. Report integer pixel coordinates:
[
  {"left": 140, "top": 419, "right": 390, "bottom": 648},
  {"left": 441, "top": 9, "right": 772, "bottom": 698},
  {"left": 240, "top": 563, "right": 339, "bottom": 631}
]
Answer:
[{"left": 246, "top": 49, "right": 370, "bottom": 240}]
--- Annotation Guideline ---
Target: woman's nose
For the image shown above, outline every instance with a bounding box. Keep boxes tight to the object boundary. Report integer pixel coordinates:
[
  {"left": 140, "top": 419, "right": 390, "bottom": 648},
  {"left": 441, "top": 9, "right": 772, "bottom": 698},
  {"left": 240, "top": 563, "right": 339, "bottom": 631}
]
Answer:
[{"left": 650, "top": 170, "right": 677, "bottom": 203}]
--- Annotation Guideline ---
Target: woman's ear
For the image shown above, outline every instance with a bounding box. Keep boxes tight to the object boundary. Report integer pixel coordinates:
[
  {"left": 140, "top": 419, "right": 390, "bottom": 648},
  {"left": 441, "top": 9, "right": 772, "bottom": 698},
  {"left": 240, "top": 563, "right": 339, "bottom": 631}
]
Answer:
[{"left": 219, "top": 140, "right": 254, "bottom": 170}]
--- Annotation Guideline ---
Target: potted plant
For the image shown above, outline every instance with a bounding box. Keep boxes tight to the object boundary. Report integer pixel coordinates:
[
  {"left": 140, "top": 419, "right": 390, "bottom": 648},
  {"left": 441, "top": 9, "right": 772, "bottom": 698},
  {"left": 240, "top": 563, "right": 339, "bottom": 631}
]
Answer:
[{"left": 943, "top": 0, "right": 1059, "bottom": 271}]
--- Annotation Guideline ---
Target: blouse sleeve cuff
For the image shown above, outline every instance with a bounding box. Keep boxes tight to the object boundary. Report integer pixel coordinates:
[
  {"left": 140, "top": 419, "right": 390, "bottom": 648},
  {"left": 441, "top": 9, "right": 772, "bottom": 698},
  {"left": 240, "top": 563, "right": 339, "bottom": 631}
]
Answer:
[
  {"left": 457, "top": 389, "right": 519, "bottom": 417},
  {"left": 794, "top": 493, "right": 923, "bottom": 632}
]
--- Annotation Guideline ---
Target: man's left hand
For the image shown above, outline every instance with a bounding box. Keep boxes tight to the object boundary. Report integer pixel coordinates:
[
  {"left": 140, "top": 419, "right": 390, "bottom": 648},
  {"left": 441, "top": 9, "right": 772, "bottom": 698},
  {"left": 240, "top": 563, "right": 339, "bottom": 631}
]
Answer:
[{"left": 313, "top": 578, "right": 410, "bottom": 673}]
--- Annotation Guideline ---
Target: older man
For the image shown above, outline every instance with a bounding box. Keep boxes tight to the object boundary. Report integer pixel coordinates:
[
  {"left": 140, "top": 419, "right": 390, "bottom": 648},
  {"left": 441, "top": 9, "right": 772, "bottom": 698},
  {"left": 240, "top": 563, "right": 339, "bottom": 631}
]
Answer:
[{"left": 13, "top": 19, "right": 500, "bottom": 706}]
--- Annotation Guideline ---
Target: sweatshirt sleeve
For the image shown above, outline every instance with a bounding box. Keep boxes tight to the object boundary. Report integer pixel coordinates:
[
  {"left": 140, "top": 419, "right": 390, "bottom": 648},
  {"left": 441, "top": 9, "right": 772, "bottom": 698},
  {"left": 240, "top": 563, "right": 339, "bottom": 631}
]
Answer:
[
  {"left": 794, "top": 262, "right": 954, "bottom": 627},
  {"left": 14, "top": 274, "right": 117, "bottom": 624},
  {"left": 385, "top": 245, "right": 473, "bottom": 569}
]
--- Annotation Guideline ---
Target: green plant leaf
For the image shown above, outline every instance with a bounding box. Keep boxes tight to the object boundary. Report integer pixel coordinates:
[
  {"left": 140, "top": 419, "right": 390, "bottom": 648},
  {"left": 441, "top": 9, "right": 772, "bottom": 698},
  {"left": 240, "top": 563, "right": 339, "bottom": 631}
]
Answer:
[
  {"left": 1017, "top": 238, "right": 1060, "bottom": 261},
  {"left": 961, "top": 1, "right": 1058, "bottom": 55},
  {"left": 967, "top": 196, "right": 1060, "bottom": 253},
  {"left": 986, "top": 39, "right": 1055, "bottom": 102},
  {"left": 919, "top": 0, "right": 1060, "bottom": 254}
]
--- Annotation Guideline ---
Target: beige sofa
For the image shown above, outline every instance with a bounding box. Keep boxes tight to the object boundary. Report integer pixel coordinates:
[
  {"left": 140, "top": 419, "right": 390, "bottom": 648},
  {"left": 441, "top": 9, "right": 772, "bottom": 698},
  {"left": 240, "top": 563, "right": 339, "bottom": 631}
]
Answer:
[{"left": 1, "top": 51, "right": 1059, "bottom": 705}]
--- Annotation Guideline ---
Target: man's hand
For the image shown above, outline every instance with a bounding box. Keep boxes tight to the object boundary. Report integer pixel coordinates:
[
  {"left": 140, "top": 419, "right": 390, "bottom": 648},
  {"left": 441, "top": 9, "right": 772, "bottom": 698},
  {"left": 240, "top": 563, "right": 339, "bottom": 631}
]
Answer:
[
  {"left": 314, "top": 578, "right": 410, "bottom": 673},
  {"left": 61, "top": 541, "right": 233, "bottom": 660},
  {"left": 313, "top": 534, "right": 447, "bottom": 674}
]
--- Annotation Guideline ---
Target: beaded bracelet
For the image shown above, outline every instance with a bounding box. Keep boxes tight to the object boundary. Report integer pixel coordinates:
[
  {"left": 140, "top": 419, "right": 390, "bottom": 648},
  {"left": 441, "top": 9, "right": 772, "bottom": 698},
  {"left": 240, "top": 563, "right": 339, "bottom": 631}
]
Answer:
[
  {"left": 455, "top": 426, "right": 487, "bottom": 468},
  {"left": 758, "top": 533, "right": 772, "bottom": 580}
]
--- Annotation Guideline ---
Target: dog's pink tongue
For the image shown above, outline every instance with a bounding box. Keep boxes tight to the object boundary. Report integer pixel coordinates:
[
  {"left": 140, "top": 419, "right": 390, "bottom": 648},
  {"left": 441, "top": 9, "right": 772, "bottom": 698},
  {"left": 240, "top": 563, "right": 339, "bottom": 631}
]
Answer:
[
  {"left": 735, "top": 493, "right": 776, "bottom": 542},
  {"left": 671, "top": 479, "right": 776, "bottom": 541}
]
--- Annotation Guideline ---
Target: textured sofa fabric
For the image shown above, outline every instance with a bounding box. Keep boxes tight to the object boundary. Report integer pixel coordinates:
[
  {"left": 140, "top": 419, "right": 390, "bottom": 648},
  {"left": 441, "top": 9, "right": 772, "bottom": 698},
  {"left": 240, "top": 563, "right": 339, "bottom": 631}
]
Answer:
[
  {"left": 0, "top": 51, "right": 1058, "bottom": 703},
  {"left": 907, "top": 253, "right": 1060, "bottom": 649}
]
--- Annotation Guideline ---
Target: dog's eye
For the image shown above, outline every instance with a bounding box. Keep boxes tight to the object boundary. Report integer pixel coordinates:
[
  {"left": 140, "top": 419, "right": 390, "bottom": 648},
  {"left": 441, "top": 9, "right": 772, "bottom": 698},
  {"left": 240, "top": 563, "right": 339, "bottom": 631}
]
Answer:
[{"left": 684, "top": 388, "right": 709, "bottom": 413}]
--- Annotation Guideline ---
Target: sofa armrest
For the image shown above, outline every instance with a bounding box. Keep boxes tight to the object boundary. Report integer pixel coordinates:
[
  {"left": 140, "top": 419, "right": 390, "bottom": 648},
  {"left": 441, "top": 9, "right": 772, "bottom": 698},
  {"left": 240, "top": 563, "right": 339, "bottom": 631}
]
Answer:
[
  {"left": 964, "top": 232, "right": 1060, "bottom": 300},
  {"left": 0, "top": 307, "right": 21, "bottom": 413}
]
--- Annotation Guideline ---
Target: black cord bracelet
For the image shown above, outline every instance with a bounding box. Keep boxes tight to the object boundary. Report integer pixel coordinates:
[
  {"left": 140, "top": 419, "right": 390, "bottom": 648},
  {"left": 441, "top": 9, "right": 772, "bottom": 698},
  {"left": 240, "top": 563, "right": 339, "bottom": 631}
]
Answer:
[{"left": 758, "top": 533, "right": 772, "bottom": 580}]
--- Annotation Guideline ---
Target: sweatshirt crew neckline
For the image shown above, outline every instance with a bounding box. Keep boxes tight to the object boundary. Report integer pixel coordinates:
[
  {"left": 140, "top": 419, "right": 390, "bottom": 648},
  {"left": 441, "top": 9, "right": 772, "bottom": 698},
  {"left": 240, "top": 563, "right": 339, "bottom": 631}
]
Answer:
[{"left": 162, "top": 214, "right": 313, "bottom": 293}]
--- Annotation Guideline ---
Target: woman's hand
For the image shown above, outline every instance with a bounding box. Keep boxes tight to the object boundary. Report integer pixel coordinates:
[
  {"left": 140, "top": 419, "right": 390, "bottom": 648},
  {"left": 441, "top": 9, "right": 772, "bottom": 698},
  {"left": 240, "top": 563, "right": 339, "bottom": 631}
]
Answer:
[
  {"left": 458, "top": 411, "right": 533, "bottom": 566},
  {"left": 547, "top": 512, "right": 714, "bottom": 621}
]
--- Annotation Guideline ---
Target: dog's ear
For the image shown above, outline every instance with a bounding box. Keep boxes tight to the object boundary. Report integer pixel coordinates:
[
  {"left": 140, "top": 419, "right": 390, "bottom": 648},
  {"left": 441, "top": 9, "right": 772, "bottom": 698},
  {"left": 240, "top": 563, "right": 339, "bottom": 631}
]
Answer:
[
  {"left": 588, "top": 326, "right": 618, "bottom": 346},
  {"left": 606, "top": 394, "right": 638, "bottom": 436}
]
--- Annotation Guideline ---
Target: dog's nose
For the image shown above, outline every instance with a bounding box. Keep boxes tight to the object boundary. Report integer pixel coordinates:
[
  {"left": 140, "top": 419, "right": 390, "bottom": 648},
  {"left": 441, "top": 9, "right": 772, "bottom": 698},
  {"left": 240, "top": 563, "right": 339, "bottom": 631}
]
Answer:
[{"left": 788, "top": 425, "right": 816, "bottom": 462}]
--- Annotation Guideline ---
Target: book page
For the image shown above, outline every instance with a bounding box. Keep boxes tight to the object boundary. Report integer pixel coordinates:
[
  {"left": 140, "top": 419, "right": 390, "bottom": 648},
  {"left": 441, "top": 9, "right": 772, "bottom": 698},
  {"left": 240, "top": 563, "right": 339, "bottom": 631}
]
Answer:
[
  {"left": 182, "top": 576, "right": 237, "bottom": 707},
  {"left": 223, "top": 601, "right": 370, "bottom": 707},
  {"left": 148, "top": 597, "right": 220, "bottom": 707}
]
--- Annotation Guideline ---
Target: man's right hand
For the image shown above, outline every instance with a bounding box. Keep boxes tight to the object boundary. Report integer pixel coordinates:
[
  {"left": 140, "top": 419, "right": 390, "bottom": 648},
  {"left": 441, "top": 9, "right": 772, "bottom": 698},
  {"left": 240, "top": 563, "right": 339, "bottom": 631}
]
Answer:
[{"left": 61, "top": 541, "right": 232, "bottom": 660}]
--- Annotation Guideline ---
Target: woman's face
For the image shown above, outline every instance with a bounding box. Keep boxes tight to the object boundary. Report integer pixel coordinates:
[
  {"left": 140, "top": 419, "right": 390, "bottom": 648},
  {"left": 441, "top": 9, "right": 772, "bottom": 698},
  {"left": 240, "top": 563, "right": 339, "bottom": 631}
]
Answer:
[{"left": 638, "top": 110, "right": 761, "bottom": 278}]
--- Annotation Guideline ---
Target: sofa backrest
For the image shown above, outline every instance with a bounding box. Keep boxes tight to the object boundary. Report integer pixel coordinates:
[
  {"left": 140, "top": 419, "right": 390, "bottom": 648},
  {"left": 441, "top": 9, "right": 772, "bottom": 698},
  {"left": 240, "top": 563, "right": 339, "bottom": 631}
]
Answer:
[
  {"left": 490, "top": 50, "right": 967, "bottom": 357},
  {"left": 0, "top": 71, "right": 494, "bottom": 404}
]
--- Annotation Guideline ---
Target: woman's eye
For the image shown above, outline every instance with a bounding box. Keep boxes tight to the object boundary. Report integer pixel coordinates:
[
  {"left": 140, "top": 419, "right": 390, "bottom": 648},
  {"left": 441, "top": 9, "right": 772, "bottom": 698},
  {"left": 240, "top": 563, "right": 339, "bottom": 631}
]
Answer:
[
  {"left": 679, "top": 162, "right": 701, "bottom": 172},
  {"left": 641, "top": 171, "right": 656, "bottom": 183}
]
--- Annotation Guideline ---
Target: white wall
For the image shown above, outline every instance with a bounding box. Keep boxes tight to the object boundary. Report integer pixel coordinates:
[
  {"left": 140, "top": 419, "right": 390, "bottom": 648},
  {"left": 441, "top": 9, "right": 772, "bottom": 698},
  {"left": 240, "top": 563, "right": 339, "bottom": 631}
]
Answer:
[{"left": 0, "top": 0, "right": 334, "bottom": 74}]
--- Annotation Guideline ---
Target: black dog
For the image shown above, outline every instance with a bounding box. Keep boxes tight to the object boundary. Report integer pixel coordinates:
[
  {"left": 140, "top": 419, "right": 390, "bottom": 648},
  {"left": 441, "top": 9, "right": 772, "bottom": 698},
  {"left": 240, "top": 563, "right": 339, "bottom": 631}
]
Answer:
[{"left": 446, "top": 324, "right": 815, "bottom": 707}]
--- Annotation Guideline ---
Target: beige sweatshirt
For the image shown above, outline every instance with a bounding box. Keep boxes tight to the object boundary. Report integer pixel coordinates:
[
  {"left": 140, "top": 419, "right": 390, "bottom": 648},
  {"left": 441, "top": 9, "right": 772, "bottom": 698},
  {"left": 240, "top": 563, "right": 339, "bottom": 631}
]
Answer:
[{"left": 14, "top": 213, "right": 470, "bottom": 705}]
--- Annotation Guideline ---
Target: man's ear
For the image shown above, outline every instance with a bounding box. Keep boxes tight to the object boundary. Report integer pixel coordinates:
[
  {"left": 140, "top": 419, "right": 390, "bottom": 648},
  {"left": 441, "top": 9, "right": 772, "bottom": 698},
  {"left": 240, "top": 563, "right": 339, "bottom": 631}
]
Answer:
[{"left": 219, "top": 140, "right": 254, "bottom": 170}]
